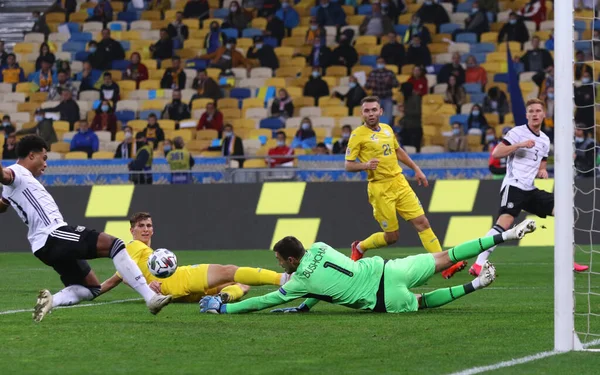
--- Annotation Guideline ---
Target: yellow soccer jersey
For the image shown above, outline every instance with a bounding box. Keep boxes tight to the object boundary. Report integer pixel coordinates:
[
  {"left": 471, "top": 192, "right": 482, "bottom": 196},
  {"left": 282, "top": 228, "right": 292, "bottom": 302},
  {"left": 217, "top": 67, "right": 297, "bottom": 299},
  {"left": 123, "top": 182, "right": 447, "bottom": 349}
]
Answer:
[
  {"left": 121, "top": 240, "right": 157, "bottom": 283},
  {"left": 345, "top": 123, "right": 402, "bottom": 181}
]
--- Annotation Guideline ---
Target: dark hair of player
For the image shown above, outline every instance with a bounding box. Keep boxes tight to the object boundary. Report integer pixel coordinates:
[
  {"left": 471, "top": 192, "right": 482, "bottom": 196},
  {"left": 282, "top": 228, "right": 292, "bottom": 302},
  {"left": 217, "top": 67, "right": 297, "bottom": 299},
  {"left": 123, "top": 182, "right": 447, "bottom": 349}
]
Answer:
[
  {"left": 525, "top": 98, "right": 545, "bottom": 109},
  {"left": 130, "top": 212, "right": 152, "bottom": 228},
  {"left": 16, "top": 135, "right": 48, "bottom": 159},
  {"left": 360, "top": 96, "right": 380, "bottom": 105},
  {"left": 273, "top": 236, "right": 305, "bottom": 259}
]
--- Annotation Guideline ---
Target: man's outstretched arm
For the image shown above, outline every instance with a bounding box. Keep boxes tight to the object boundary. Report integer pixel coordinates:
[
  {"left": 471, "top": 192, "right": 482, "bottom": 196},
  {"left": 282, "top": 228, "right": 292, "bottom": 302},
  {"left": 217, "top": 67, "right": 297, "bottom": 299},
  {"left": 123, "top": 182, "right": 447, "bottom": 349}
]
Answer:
[
  {"left": 99, "top": 273, "right": 123, "bottom": 296},
  {"left": 222, "top": 289, "right": 294, "bottom": 314}
]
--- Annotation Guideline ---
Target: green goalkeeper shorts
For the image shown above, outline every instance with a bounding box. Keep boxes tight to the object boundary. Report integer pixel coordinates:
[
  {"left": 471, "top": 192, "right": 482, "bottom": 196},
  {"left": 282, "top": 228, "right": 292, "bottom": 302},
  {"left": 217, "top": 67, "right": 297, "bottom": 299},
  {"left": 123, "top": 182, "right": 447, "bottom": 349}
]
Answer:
[{"left": 383, "top": 253, "right": 436, "bottom": 313}]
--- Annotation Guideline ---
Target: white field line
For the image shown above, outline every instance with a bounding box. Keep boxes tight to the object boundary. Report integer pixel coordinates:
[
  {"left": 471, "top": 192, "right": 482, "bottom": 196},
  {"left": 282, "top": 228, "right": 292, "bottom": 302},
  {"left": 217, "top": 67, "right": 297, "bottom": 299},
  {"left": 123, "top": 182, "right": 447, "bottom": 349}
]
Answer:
[{"left": 0, "top": 298, "right": 142, "bottom": 316}]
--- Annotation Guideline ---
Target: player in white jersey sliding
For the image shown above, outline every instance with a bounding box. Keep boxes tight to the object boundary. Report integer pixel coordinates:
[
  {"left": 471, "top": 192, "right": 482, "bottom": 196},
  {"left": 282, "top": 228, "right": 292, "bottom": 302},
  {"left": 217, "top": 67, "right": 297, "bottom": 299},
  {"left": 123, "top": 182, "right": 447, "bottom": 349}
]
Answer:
[
  {"left": 469, "top": 99, "right": 588, "bottom": 275},
  {"left": 0, "top": 135, "right": 172, "bottom": 321}
]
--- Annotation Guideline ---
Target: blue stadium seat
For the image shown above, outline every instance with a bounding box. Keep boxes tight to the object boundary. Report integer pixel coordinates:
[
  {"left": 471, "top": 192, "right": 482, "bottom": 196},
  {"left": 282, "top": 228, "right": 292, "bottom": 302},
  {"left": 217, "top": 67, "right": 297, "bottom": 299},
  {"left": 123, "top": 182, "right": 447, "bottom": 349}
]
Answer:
[
  {"left": 60, "top": 22, "right": 80, "bottom": 33},
  {"left": 264, "top": 36, "right": 278, "bottom": 48},
  {"left": 486, "top": 12, "right": 494, "bottom": 24},
  {"left": 229, "top": 88, "right": 251, "bottom": 100},
  {"left": 109, "top": 23, "right": 123, "bottom": 32},
  {"left": 470, "top": 43, "right": 495, "bottom": 53},
  {"left": 456, "top": 1, "right": 475, "bottom": 13},
  {"left": 394, "top": 24, "right": 408, "bottom": 36},
  {"left": 432, "top": 64, "right": 444, "bottom": 74},
  {"left": 575, "top": 40, "right": 592, "bottom": 52},
  {"left": 357, "top": 4, "right": 372, "bottom": 15},
  {"left": 242, "top": 28, "right": 263, "bottom": 39},
  {"left": 309, "top": 6, "right": 318, "bottom": 17},
  {"left": 461, "top": 53, "right": 486, "bottom": 64},
  {"left": 588, "top": 19, "right": 599, "bottom": 31},
  {"left": 62, "top": 41, "right": 87, "bottom": 53},
  {"left": 260, "top": 117, "right": 283, "bottom": 130},
  {"left": 185, "top": 58, "right": 208, "bottom": 70},
  {"left": 74, "top": 51, "right": 90, "bottom": 62},
  {"left": 117, "top": 11, "right": 139, "bottom": 23},
  {"left": 463, "top": 82, "right": 482, "bottom": 94},
  {"left": 380, "top": 115, "right": 391, "bottom": 125},
  {"left": 69, "top": 32, "right": 92, "bottom": 42},
  {"left": 493, "top": 73, "right": 509, "bottom": 84},
  {"left": 115, "top": 110, "right": 136, "bottom": 124},
  {"left": 456, "top": 32, "right": 478, "bottom": 44},
  {"left": 360, "top": 55, "right": 377, "bottom": 67},
  {"left": 439, "top": 23, "right": 461, "bottom": 34},
  {"left": 111, "top": 60, "right": 130, "bottom": 71},
  {"left": 221, "top": 28, "right": 239, "bottom": 40},
  {"left": 139, "top": 109, "right": 162, "bottom": 120},
  {"left": 450, "top": 114, "right": 469, "bottom": 126},
  {"left": 212, "top": 8, "right": 229, "bottom": 19},
  {"left": 469, "top": 93, "right": 486, "bottom": 104}
]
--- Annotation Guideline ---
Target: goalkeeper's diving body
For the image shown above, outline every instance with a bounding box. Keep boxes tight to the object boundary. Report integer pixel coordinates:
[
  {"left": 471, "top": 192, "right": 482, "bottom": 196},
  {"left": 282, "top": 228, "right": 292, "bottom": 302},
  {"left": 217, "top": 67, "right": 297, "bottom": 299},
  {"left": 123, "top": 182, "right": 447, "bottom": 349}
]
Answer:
[{"left": 200, "top": 219, "right": 537, "bottom": 314}]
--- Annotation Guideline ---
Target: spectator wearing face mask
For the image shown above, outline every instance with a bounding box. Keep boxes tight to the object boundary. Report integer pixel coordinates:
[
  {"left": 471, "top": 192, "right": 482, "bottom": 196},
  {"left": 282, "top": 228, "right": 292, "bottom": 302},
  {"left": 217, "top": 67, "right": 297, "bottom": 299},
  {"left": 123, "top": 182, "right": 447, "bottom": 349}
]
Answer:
[
  {"left": 380, "top": 0, "right": 400, "bottom": 23},
  {"left": 271, "top": 88, "right": 294, "bottom": 119},
  {"left": 314, "top": 142, "right": 330, "bottom": 155},
  {"left": 204, "top": 21, "right": 226, "bottom": 54},
  {"left": 452, "top": 1, "right": 489, "bottom": 41},
  {"left": 482, "top": 126, "right": 498, "bottom": 152},
  {"left": 48, "top": 70, "right": 78, "bottom": 101},
  {"left": 265, "top": 12, "right": 286, "bottom": 45},
  {"left": 498, "top": 12, "right": 529, "bottom": 45},
  {"left": 405, "top": 35, "right": 432, "bottom": 67},
  {"left": 359, "top": 3, "right": 394, "bottom": 37},
  {"left": 70, "top": 120, "right": 99, "bottom": 158},
  {"left": 151, "top": 28, "right": 174, "bottom": 61},
  {"left": 381, "top": 32, "right": 406, "bottom": 71},
  {"left": 307, "top": 37, "right": 333, "bottom": 72},
  {"left": 15, "top": 109, "right": 58, "bottom": 145},
  {"left": 446, "top": 122, "right": 468, "bottom": 152},
  {"left": 574, "top": 50, "right": 593, "bottom": 81},
  {"left": 223, "top": 1, "right": 250, "bottom": 32},
  {"left": 332, "top": 75, "right": 366, "bottom": 115},
  {"left": 305, "top": 16, "right": 326, "bottom": 44},
  {"left": 129, "top": 132, "right": 154, "bottom": 185},
  {"left": 167, "top": 12, "right": 189, "bottom": 49},
  {"left": 532, "top": 64, "right": 554, "bottom": 98},
  {"left": 467, "top": 104, "right": 488, "bottom": 131},
  {"left": 30, "top": 11, "right": 51, "bottom": 37},
  {"left": 415, "top": 0, "right": 449, "bottom": 32},
  {"left": 482, "top": 87, "right": 509, "bottom": 124},
  {"left": 199, "top": 38, "right": 251, "bottom": 70},
  {"left": 303, "top": 67, "right": 330, "bottom": 105},
  {"left": 291, "top": 118, "right": 317, "bottom": 149},
  {"left": 465, "top": 55, "right": 487, "bottom": 87},
  {"left": 276, "top": 0, "right": 300, "bottom": 36},
  {"left": 267, "top": 131, "right": 295, "bottom": 167},
  {"left": 403, "top": 15, "right": 432, "bottom": 45},
  {"left": 2, "top": 134, "right": 17, "bottom": 160},
  {"left": 438, "top": 52, "right": 465, "bottom": 86},
  {"left": 209, "top": 123, "right": 245, "bottom": 166},
  {"left": 316, "top": 0, "right": 346, "bottom": 27},
  {"left": 162, "top": 139, "right": 173, "bottom": 157},
  {"left": 197, "top": 102, "right": 224, "bottom": 134},
  {"left": 160, "top": 56, "right": 186, "bottom": 90},
  {"left": 162, "top": 89, "right": 191, "bottom": 122},
  {"left": 91, "top": 100, "right": 117, "bottom": 139},
  {"left": 333, "top": 125, "right": 352, "bottom": 154},
  {"left": 331, "top": 31, "right": 358, "bottom": 74},
  {"left": 574, "top": 127, "right": 597, "bottom": 178},
  {"left": 407, "top": 65, "right": 428, "bottom": 97},
  {"left": 99, "top": 72, "right": 120, "bottom": 106},
  {"left": 143, "top": 114, "right": 165, "bottom": 149},
  {"left": 516, "top": 0, "right": 546, "bottom": 30},
  {"left": 114, "top": 126, "right": 135, "bottom": 159},
  {"left": 247, "top": 36, "right": 279, "bottom": 70},
  {"left": 365, "top": 57, "right": 399, "bottom": 120},
  {"left": 1, "top": 115, "right": 16, "bottom": 138}
]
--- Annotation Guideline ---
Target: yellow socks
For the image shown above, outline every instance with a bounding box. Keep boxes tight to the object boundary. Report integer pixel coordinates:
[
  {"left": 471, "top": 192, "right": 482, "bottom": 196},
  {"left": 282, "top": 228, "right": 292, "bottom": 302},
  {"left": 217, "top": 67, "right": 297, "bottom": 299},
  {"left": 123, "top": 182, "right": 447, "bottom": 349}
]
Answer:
[
  {"left": 358, "top": 232, "right": 388, "bottom": 254},
  {"left": 418, "top": 228, "right": 442, "bottom": 253},
  {"left": 220, "top": 284, "right": 245, "bottom": 302},
  {"left": 233, "top": 267, "right": 281, "bottom": 286}
]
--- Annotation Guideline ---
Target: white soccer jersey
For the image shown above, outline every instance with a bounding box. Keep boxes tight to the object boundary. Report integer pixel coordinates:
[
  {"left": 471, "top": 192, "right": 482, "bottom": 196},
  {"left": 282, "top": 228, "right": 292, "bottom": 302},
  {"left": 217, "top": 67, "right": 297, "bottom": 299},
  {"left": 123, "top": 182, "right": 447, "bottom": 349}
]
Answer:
[
  {"left": 1, "top": 164, "right": 67, "bottom": 252},
  {"left": 501, "top": 124, "right": 550, "bottom": 192}
]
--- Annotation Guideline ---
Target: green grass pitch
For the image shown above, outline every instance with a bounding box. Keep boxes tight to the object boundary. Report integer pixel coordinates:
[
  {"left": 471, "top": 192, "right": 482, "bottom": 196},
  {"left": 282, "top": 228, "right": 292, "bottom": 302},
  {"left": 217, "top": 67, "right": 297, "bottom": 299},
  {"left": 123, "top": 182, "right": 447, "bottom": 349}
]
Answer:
[{"left": 1, "top": 246, "right": 600, "bottom": 374}]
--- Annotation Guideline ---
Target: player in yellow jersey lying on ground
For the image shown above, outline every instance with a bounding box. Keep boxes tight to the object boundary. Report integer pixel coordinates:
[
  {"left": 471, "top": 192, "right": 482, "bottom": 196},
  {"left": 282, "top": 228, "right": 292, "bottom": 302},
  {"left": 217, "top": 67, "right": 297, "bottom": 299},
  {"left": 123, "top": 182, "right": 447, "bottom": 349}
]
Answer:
[{"left": 94, "top": 212, "right": 291, "bottom": 303}]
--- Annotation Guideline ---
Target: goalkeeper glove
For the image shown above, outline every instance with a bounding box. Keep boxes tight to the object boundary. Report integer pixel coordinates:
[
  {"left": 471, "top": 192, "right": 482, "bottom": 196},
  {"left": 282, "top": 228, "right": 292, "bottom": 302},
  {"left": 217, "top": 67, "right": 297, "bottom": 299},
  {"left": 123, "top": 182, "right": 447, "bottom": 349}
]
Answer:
[
  {"left": 199, "top": 295, "right": 224, "bottom": 314},
  {"left": 270, "top": 302, "right": 310, "bottom": 313}
]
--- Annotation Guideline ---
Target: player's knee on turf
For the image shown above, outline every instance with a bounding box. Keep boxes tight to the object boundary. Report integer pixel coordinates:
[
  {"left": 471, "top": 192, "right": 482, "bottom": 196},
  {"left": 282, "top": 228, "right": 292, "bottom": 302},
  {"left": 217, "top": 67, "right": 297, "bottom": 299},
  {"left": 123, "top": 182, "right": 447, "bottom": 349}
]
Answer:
[{"left": 384, "top": 231, "right": 400, "bottom": 244}]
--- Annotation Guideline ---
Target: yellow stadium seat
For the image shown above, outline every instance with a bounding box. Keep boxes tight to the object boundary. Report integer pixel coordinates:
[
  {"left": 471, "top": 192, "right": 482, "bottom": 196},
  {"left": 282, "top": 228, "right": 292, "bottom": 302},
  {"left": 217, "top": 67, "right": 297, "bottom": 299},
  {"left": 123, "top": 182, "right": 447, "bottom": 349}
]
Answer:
[
  {"left": 17, "top": 102, "right": 39, "bottom": 113},
  {"left": 291, "top": 26, "right": 309, "bottom": 37},
  {"left": 355, "top": 36, "right": 377, "bottom": 46},
  {"left": 486, "top": 113, "right": 500, "bottom": 126},
  {"left": 265, "top": 77, "right": 286, "bottom": 88},
  {"left": 224, "top": 108, "right": 242, "bottom": 119},
  {"left": 191, "top": 98, "right": 215, "bottom": 109},
  {"left": 432, "top": 33, "right": 451, "bottom": 43},
  {"left": 202, "top": 18, "right": 222, "bottom": 29},
  {"left": 141, "top": 11, "right": 162, "bottom": 21},
  {"left": 347, "top": 15, "right": 365, "bottom": 25},
  {"left": 321, "top": 106, "right": 347, "bottom": 117},
  {"left": 45, "top": 13, "right": 66, "bottom": 23},
  {"left": 200, "top": 150, "right": 222, "bottom": 157},
  {"left": 196, "top": 129, "right": 218, "bottom": 140},
  {"left": 92, "top": 151, "right": 114, "bottom": 160},
  {"left": 206, "top": 68, "right": 221, "bottom": 80},
  {"left": 319, "top": 97, "right": 343, "bottom": 107},
  {"left": 29, "top": 92, "right": 48, "bottom": 103},
  {"left": 232, "top": 118, "right": 256, "bottom": 130},
  {"left": 158, "top": 119, "right": 177, "bottom": 130},
  {"left": 242, "top": 98, "right": 265, "bottom": 109},
  {"left": 50, "top": 142, "right": 70, "bottom": 153},
  {"left": 140, "top": 80, "right": 161, "bottom": 90},
  {"left": 480, "top": 32, "right": 499, "bottom": 43},
  {"left": 275, "top": 47, "right": 295, "bottom": 59},
  {"left": 184, "top": 39, "right": 205, "bottom": 50},
  {"left": 251, "top": 18, "right": 267, "bottom": 29},
  {"left": 422, "top": 94, "right": 445, "bottom": 106},
  {"left": 435, "top": 104, "right": 456, "bottom": 115},
  {"left": 352, "top": 65, "right": 373, "bottom": 75},
  {"left": 244, "top": 159, "right": 267, "bottom": 168},
  {"left": 401, "top": 64, "right": 415, "bottom": 75},
  {"left": 428, "top": 43, "right": 448, "bottom": 54},
  {"left": 217, "top": 98, "right": 239, "bottom": 109},
  {"left": 118, "top": 81, "right": 137, "bottom": 92},
  {"left": 107, "top": 70, "right": 122, "bottom": 81},
  {"left": 325, "top": 66, "right": 347, "bottom": 77},
  {"left": 385, "top": 65, "right": 399, "bottom": 74},
  {"left": 249, "top": 129, "right": 272, "bottom": 139},
  {"left": 149, "top": 69, "right": 166, "bottom": 80},
  {"left": 128, "top": 120, "right": 148, "bottom": 131},
  {"left": 188, "top": 139, "right": 211, "bottom": 152},
  {"left": 165, "top": 10, "right": 178, "bottom": 20},
  {"left": 122, "top": 31, "right": 141, "bottom": 41},
  {"left": 65, "top": 151, "right": 88, "bottom": 160},
  {"left": 140, "top": 99, "right": 166, "bottom": 110},
  {"left": 276, "top": 67, "right": 302, "bottom": 78},
  {"left": 189, "top": 28, "right": 209, "bottom": 40},
  {"left": 341, "top": 5, "right": 355, "bottom": 15},
  {"left": 321, "top": 76, "right": 337, "bottom": 87},
  {"left": 111, "top": 1, "right": 125, "bottom": 11},
  {"left": 69, "top": 12, "right": 88, "bottom": 23},
  {"left": 14, "top": 42, "right": 36, "bottom": 54},
  {"left": 293, "top": 96, "right": 314, "bottom": 108},
  {"left": 151, "top": 20, "right": 170, "bottom": 30},
  {"left": 282, "top": 37, "right": 305, "bottom": 48},
  {"left": 53, "top": 121, "right": 70, "bottom": 132},
  {"left": 183, "top": 19, "right": 200, "bottom": 30},
  {"left": 172, "top": 129, "right": 193, "bottom": 142}
]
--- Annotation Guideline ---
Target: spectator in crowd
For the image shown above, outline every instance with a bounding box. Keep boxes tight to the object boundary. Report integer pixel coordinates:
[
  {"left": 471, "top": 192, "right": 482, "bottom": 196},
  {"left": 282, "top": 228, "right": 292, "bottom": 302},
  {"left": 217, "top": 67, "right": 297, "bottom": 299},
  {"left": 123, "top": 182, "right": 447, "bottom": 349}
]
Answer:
[
  {"left": 331, "top": 31, "right": 358, "bottom": 74},
  {"left": 183, "top": 0, "right": 209, "bottom": 19},
  {"left": 366, "top": 57, "right": 399, "bottom": 119},
  {"left": 407, "top": 65, "right": 428, "bottom": 97},
  {"left": 167, "top": 12, "right": 189, "bottom": 49},
  {"left": 149, "top": 0, "right": 171, "bottom": 12},
  {"left": 276, "top": 0, "right": 300, "bottom": 36},
  {"left": 160, "top": 56, "right": 186, "bottom": 89},
  {"left": 0, "top": 41, "right": 6, "bottom": 67},
  {"left": 307, "top": 37, "right": 333, "bottom": 72},
  {"left": 314, "top": 142, "right": 329, "bottom": 155},
  {"left": 403, "top": 15, "right": 431, "bottom": 45},
  {"left": 247, "top": 36, "right": 279, "bottom": 70},
  {"left": 453, "top": 1, "right": 489, "bottom": 41},
  {"left": 48, "top": 70, "right": 77, "bottom": 101},
  {"left": 204, "top": 21, "right": 226, "bottom": 54},
  {"left": 45, "top": 90, "right": 80, "bottom": 129},
  {"left": 162, "top": 89, "right": 191, "bottom": 122},
  {"left": 444, "top": 75, "right": 466, "bottom": 113},
  {"left": 574, "top": 50, "right": 593, "bottom": 81},
  {"left": 86, "top": 41, "right": 103, "bottom": 70},
  {"left": 438, "top": 52, "right": 465, "bottom": 85},
  {"left": 398, "top": 82, "right": 423, "bottom": 152},
  {"left": 222, "top": 1, "right": 250, "bottom": 32},
  {"left": 316, "top": 0, "right": 346, "bottom": 27},
  {"left": 533, "top": 64, "right": 554, "bottom": 98},
  {"left": 30, "top": 11, "right": 50, "bottom": 37},
  {"left": 575, "top": 127, "right": 597, "bottom": 178},
  {"left": 129, "top": 132, "right": 154, "bottom": 185},
  {"left": 303, "top": 67, "right": 330, "bottom": 106},
  {"left": 517, "top": 0, "right": 546, "bottom": 29},
  {"left": 540, "top": 86, "right": 554, "bottom": 127},
  {"left": 574, "top": 0, "right": 597, "bottom": 10},
  {"left": 267, "top": 131, "right": 294, "bottom": 167},
  {"left": 15, "top": 109, "right": 58, "bottom": 145},
  {"left": 405, "top": 35, "right": 432, "bottom": 67},
  {"left": 266, "top": 11, "right": 286, "bottom": 45},
  {"left": 593, "top": 30, "right": 600, "bottom": 60},
  {"left": 333, "top": 125, "right": 352, "bottom": 154},
  {"left": 197, "top": 102, "right": 224, "bottom": 134},
  {"left": 518, "top": 36, "right": 553, "bottom": 73},
  {"left": 166, "top": 136, "right": 196, "bottom": 184},
  {"left": 291, "top": 118, "right": 317, "bottom": 149},
  {"left": 465, "top": 55, "right": 487, "bottom": 87},
  {"left": 2, "top": 115, "right": 15, "bottom": 138},
  {"left": 99, "top": 72, "right": 120, "bottom": 106},
  {"left": 497, "top": 12, "right": 529, "bottom": 45},
  {"left": 77, "top": 61, "right": 102, "bottom": 92},
  {"left": 359, "top": 3, "right": 394, "bottom": 37},
  {"left": 45, "top": 0, "right": 77, "bottom": 20},
  {"left": 143, "top": 114, "right": 165, "bottom": 149},
  {"left": 96, "top": 29, "right": 125, "bottom": 70},
  {"left": 91, "top": 100, "right": 118, "bottom": 139},
  {"left": 306, "top": 16, "right": 326, "bottom": 44},
  {"left": 271, "top": 88, "right": 294, "bottom": 119},
  {"left": 199, "top": 38, "right": 251, "bottom": 70},
  {"left": 162, "top": 138, "right": 173, "bottom": 157},
  {"left": 31, "top": 57, "right": 55, "bottom": 93},
  {"left": 483, "top": 86, "right": 509, "bottom": 124},
  {"left": 70, "top": 120, "right": 99, "bottom": 158},
  {"left": 446, "top": 122, "right": 468, "bottom": 152},
  {"left": 114, "top": 126, "right": 135, "bottom": 159},
  {"left": 332, "top": 74, "right": 366, "bottom": 115},
  {"left": 191, "top": 69, "right": 222, "bottom": 104},
  {"left": 574, "top": 70, "right": 595, "bottom": 128},
  {"left": 482, "top": 126, "right": 499, "bottom": 152},
  {"left": 2, "top": 134, "right": 17, "bottom": 160},
  {"left": 488, "top": 127, "right": 509, "bottom": 175},
  {"left": 259, "top": 0, "right": 280, "bottom": 17},
  {"left": 381, "top": 32, "right": 405, "bottom": 70},
  {"left": 416, "top": 0, "right": 449, "bottom": 32},
  {"left": 208, "top": 123, "right": 245, "bottom": 166},
  {"left": 35, "top": 43, "right": 55, "bottom": 71},
  {"left": 151, "top": 28, "right": 174, "bottom": 61},
  {"left": 0, "top": 54, "right": 25, "bottom": 85},
  {"left": 381, "top": 0, "right": 400, "bottom": 23},
  {"left": 87, "top": 0, "right": 113, "bottom": 25},
  {"left": 467, "top": 104, "right": 489, "bottom": 131},
  {"left": 123, "top": 52, "right": 149, "bottom": 89}
]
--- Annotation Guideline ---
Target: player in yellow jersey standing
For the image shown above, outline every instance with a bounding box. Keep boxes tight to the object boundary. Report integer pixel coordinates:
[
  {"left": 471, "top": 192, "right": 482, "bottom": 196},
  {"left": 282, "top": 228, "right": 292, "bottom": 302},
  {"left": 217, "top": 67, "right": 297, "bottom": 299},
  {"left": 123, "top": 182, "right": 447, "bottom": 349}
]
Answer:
[{"left": 345, "top": 96, "right": 466, "bottom": 279}]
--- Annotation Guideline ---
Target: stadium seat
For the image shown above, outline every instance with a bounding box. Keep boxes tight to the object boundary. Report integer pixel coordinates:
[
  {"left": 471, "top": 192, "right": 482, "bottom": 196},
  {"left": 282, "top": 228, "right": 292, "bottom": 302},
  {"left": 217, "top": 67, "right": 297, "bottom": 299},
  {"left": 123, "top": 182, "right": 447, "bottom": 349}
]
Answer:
[
  {"left": 62, "top": 41, "right": 88, "bottom": 53},
  {"left": 359, "top": 55, "right": 378, "bottom": 67},
  {"left": 439, "top": 23, "right": 461, "bottom": 34},
  {"left": 463, "top": 83, "right": 482, "bottom": 94},
  {"left": 243, "top": 159, "right": 267, "bottom": 168},
  {"left": 357, "top": 4, "right": 372, "bottom": 15},
  {"left": 65, "top": 151, "right": 88, "bottom": 160},
  {"left": 197, "top": 129, "right": 218, "bottom": 140},
  {"left": 229, "top": 88, "right": 251, "bottom": 100},
  {"left": 450, "top": 114, "right": 469, "bottom": 126},
  {"left": 115, "top": 110, "right": 136, "bottom": 124},
  {"left": 139, "top": 109, "right": 162, "bottom": 120},
  {"left": 259, "top": 118, "right": 283, "bottom": 130},
  {"left": 69, "top": 32, "right": 93, "bottom": 42},
  {"left": 92, "top": 151, "right": 114, "bottom": 160},
  {"left": 456, "top": 33, "right": 478, "bottom": 44},
  {"left": 242, "top": 28, "right": 263, "bottom": 39}
]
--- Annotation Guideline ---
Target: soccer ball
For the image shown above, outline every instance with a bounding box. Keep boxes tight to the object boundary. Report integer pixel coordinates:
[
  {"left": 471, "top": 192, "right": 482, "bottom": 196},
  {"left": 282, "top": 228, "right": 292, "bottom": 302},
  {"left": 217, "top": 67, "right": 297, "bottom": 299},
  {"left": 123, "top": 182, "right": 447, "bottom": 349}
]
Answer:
[{"left": 147, "top": 248, "right": 178, "bottom": 278}]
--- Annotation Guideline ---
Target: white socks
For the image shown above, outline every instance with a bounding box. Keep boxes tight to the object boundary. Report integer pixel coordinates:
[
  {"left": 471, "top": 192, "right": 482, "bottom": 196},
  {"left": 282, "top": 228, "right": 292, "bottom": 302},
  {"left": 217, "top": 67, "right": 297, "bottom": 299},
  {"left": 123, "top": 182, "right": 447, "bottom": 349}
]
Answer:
[
  {"left": 475, "top": 226, "right": 504, "bottom": 266},
  {"left": 112, "top": 249, "right": 156, "bottom": 303},
  {"left": 52, "top": 285, "right": 94, "bottom": 307},
  {"left": 471, "top": 278, "right": 482, "bottom": 290}
]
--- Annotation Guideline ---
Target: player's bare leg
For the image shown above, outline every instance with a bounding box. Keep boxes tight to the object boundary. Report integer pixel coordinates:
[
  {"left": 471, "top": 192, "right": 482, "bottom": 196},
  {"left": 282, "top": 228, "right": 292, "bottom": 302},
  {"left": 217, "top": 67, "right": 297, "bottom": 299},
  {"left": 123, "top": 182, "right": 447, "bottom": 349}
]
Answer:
[{"left": 351, "top": 231, "right": 397, "bottom": 261}]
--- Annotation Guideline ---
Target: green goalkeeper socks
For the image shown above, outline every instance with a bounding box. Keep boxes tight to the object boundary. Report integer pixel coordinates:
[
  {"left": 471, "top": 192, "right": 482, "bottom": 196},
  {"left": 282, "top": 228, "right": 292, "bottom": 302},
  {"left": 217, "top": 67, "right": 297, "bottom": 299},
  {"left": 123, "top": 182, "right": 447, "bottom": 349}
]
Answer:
[
  {"left": 447, "top": 235, "right": 504, "bottom": 263},
  {"left": 420, "top": 283, "right": 476, "bottom": 309}
]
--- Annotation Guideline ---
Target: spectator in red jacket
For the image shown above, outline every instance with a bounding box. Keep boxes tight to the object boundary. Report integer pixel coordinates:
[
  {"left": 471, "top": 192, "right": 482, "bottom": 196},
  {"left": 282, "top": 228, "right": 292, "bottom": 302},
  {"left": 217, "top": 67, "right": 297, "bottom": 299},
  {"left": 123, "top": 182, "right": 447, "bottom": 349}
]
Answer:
[
  {"left": 407, "top": 65, "right": 428, "bottom": 96},
  {"left": 90, "top": 99, "right": 118, "bottom": 139},
  {"left": 123, "top": 52, "right": 149, "bottom": 89},
  {"left": 517, "top": 0, "right": 546, "bottom": 30},
  {"left": 197, "top": 101, "right": 224, "bottom": 134},
  {"left": 267, "top": 131, "right": 294, "bottom": 167}
]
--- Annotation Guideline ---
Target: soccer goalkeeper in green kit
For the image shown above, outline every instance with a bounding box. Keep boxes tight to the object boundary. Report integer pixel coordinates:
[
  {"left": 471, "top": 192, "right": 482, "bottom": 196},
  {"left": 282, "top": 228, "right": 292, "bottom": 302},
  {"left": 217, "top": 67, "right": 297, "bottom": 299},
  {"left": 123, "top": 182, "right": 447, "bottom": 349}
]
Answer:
[{"left": 199, "top": 220, "right": 537, "bottom": 314}]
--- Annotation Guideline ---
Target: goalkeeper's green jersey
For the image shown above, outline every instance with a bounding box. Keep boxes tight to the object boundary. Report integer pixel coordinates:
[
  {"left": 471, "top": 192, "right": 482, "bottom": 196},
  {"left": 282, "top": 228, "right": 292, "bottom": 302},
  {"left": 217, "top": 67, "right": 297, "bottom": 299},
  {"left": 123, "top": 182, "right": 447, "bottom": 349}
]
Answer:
[{"left": 225, "top": 242, "right": 384, "bottom": 314}]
